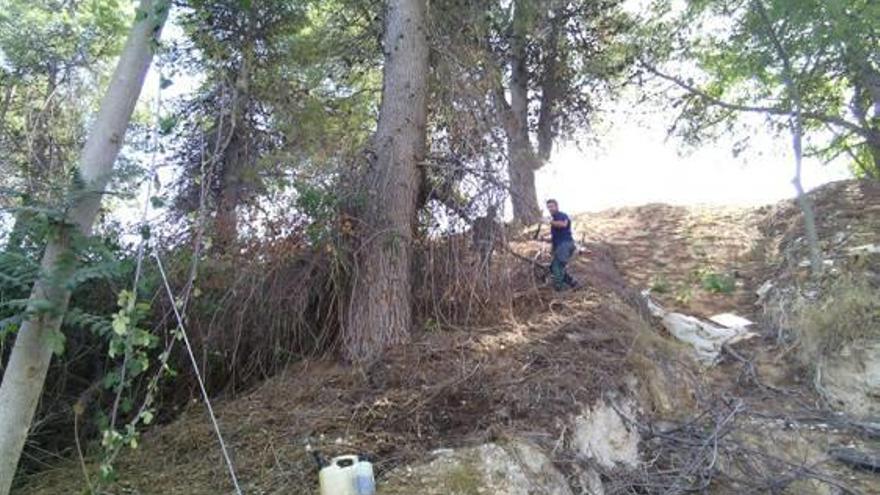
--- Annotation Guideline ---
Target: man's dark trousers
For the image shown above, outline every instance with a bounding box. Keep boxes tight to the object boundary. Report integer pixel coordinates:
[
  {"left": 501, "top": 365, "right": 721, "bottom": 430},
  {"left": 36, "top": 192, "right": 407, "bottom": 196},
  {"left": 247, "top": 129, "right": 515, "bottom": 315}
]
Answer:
[{"left": 551, "top": 239, "right": 576, "bottom": 290}]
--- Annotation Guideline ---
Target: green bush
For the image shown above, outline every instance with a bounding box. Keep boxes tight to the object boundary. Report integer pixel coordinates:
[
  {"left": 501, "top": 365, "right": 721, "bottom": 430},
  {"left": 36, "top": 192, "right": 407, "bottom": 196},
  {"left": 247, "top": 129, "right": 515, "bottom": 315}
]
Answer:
[
  {"left": 701, "top": 271, "right": 736, "bottom": 294},
  {"left": 649, "top": 275, "right": 671, "bottom": 294}
]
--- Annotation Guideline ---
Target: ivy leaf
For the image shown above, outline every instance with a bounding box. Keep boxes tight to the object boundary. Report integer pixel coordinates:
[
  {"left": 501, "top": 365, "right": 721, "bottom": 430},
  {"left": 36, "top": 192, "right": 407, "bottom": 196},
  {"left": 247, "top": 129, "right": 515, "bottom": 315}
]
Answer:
[
  {"left": 47, "top": 329, "right": 66, "bottom": 356},
  {"left": 103, "top": 372, "right": 119, "bottom": 390},
  {"left": 112, "top": 313, "right": 130, "bottom": 336},
  {"left": 141, "top": 410, "right": 154, "bottom": 425}
]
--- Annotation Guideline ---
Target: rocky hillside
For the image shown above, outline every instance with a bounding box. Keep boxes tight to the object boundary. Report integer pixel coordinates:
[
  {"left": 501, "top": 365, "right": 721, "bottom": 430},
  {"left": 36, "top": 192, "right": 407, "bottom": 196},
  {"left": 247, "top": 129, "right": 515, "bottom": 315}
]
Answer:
[{"left": 19, "top": 180, "right": 880, "bottom": 494}]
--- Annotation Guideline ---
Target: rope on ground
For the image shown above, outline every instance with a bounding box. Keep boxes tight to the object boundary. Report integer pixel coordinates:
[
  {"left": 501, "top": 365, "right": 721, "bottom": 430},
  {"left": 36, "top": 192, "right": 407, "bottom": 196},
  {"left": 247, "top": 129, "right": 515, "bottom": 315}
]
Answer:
[{"left": 153, "top": 251, "right": 244, "bottom": 495}]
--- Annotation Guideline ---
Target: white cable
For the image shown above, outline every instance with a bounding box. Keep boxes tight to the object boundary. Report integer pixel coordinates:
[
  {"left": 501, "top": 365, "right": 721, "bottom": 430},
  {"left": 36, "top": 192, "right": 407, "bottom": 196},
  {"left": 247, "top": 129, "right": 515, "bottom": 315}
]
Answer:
[
  {"left": 110, "top": 68, "right": 164, "bottom": 430},
  {"left": 152, "top": 251, "right": 244, "bottom": 495}
]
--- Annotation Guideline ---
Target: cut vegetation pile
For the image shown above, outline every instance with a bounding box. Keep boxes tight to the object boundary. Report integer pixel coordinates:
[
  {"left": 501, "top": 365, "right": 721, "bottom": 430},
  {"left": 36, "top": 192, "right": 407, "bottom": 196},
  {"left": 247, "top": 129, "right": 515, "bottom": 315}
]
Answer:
[{"left": 20, "top": 240, "right": 664, "bottom": 494}]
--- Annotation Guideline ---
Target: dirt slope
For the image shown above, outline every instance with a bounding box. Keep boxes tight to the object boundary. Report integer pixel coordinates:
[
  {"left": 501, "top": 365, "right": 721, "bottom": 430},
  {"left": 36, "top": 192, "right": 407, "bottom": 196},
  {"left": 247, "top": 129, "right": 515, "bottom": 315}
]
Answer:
[{"left": 18, "top": 180, "right": 880, "bottom": 494}]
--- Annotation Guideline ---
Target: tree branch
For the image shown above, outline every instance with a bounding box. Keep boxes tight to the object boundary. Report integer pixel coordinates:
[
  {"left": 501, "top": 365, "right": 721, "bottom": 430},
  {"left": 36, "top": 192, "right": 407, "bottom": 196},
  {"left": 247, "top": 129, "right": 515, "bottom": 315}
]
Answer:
[{"left": 639, "top": 58, "right": 871, "bottom": 140}]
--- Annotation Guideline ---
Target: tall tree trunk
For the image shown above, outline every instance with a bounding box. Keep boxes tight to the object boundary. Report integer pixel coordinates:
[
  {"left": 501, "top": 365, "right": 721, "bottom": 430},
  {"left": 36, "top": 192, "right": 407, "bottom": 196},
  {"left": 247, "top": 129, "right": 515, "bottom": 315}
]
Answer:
[
  {"left": 537, "top": 13, "right": 561, "bottom": 162},
  {"left": 213, "top": 132, "right": 246, "bottom": 254},
  {"left": 212, "top": 12, "right": 253, "bottom": 255},
  {"left": 507, "top": 136, "right": 541, "bottom": 224},
  {"left": 500, "top": 0, "right": 541, "bottom": 225},
  {"left": 344, "top": 0, "right": 429, "bottom": 363},
  {"left": 0, "top": 2, "right": 167, "bottom": 491}
]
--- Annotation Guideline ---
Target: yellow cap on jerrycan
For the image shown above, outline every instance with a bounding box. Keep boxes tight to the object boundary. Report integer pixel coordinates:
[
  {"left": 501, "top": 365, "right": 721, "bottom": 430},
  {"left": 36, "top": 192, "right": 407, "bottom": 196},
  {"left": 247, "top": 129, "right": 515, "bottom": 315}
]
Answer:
[{"left": 319, "top": 455, "right": 359, "bottom": 495}]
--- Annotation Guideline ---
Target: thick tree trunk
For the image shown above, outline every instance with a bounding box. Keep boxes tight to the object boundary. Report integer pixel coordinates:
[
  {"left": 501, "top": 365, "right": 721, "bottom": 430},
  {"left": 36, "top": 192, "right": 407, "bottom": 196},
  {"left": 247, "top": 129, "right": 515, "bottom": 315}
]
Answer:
[
  {"left": 212, "top": 15, "right": 253, "bottom": 255},
  {"left": 213, "top": 132, "right": 246, "bottom": 254},
  {"left": 537, "top": 15, "right": 561, "bottom": 162},
  {"left": 507, "top": 135, "right": 541, "bottom": 225},
  {"left": 0, "top": 2, "right": 166, "bottom": 491},
  {"left": 344, "top": 0, "right": 429, "bottom": 363},
  {"left": 499, "top": 0, "right": 541, "bottom": 225}
]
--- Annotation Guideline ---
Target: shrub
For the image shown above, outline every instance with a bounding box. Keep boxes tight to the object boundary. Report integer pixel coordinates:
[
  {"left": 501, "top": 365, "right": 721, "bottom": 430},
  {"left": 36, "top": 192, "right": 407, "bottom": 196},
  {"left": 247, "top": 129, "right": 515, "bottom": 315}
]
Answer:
[
  {"left": 649, "top": 275, "right": 671, "bottom": 294},
  {"left": 795, "top": 275, "right": 880, "bottom": 364},
  {"left": 701, "top": 271, "right": 736, "bottom": 294}
]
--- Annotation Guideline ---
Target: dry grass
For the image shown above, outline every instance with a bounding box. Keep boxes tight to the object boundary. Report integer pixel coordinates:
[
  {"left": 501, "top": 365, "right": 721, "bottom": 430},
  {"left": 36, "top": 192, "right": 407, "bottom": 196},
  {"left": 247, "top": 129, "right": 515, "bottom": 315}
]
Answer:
[
  {"left": 18, "top": 235, "right": 661, "bottom": 494},
  {"left": 794, "top": 275, "right": 880, "bottom": 365}
]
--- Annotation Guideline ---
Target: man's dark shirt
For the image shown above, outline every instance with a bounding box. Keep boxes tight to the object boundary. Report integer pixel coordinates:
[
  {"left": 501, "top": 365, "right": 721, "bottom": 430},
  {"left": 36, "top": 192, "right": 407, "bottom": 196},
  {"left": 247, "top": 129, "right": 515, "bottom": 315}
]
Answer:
[{"left": 550, "top": 212, "right": 573, "bottom": 248}]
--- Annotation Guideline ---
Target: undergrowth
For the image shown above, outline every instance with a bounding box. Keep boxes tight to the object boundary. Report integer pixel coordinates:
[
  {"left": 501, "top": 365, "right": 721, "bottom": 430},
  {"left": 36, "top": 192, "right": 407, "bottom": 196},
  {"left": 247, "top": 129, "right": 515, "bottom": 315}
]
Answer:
[{"left": 794, "top": 274, "right": 880, "bottom": 365}]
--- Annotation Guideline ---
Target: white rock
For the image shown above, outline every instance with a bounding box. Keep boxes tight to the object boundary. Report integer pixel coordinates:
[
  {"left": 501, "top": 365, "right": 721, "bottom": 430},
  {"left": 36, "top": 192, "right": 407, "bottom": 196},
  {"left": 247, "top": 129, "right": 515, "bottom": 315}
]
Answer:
[
  {"left": 382, "top": 440, "right": 573, "bottom": 495},
  {"left": 819, "top": 342, "right": 880, "bottom": 417},
  {"left": 709, "top": 313, "right": 754, "bottom": 330},
  {"left": 755, "top": 280, "right": 774, "bottom": 305},
  {"left": 847, "top": 244, "right": 880, "bottom": 256},
  {"left": 572, "top": 400, "right": 641, "bottom": 469}
]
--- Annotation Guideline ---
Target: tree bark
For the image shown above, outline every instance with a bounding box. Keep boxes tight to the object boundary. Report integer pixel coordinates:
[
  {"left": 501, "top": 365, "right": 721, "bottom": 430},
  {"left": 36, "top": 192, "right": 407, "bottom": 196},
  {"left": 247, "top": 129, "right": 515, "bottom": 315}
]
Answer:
[
  {"left": 213, "top": 130, "right": 246, "bottom": 254},
  {"left": 0, "top": 2, "right": 167, "bottom": 491},
  {"left": 499, "top": 0, "right": 541, "bottom": 225},
  {"left": 537, "top": 14, "right": 561, "bottom": 162},
  {"left": 212, "top": 11, "right": 254, "bottom": 255},
  {"left": 507, "top": 137, "right": 541, "bottom": 224},
  {"left": 344, "top": 0, "right": 429, "bottom": 363}
]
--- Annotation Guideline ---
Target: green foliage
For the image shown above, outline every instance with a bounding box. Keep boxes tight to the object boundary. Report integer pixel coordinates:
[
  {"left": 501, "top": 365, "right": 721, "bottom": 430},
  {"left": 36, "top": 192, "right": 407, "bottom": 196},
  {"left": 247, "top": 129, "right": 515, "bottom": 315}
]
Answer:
[
  {"left": 700, "top": 271, "right": 736, "bottom": 294},
  {"left": 96, "top": 286, "right": 164, "bottom": 482},
  {"left": 649, "top": 275, "right": 671, "bottom": 294},
  {"left": 0, "top": 0, "right": 130, "bottom": 76},
  {"left": 170, "top": 0, "right": 379, "bottom": 236},
  {"left": 641, "top": 0, "right": 880, "bottom": 176},
  {"left": 294, "top": 181, "right": 341, "bottom": 245}
]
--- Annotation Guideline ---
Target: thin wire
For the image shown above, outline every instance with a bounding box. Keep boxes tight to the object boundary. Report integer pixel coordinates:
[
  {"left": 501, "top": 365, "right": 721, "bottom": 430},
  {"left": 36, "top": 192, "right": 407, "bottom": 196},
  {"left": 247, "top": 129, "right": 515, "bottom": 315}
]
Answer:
[
  {"left": 110, "top": 67, "right": 163, "bottom": 430},
  {"left": 153, "top": 251, "right": 244, "bottom": 495}
]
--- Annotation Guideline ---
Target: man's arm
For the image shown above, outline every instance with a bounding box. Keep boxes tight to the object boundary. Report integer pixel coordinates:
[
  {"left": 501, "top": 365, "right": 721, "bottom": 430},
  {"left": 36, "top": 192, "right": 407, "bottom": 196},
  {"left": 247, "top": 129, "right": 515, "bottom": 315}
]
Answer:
[{"left": 548, "top": 214, "right": 569, "bottom": 229}]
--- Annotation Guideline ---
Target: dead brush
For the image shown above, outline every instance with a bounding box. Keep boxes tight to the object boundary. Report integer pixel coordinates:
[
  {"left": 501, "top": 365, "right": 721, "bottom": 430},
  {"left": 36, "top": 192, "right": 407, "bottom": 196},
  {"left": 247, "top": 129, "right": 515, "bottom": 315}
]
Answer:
[
  {"left": 793, "top": 274, "right": 880, "bottom": 367},
  {"left": 158, "top": 234, "right": 347, "bottom": 399},
  {"left": 412, "top": 233, "right": 540, "bottom": 330}
]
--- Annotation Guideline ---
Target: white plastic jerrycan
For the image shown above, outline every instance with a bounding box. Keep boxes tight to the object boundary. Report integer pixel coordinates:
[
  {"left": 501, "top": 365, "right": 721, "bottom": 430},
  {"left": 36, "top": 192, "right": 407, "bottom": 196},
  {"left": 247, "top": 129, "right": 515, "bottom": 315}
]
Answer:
[
  {"left": 319, "top": 454, "right": 377, "bottom": 495},
  {"left": 319, "top": 455, "right": 358, "bottom": 495},
  {"left": 353, "top": 456, "right": 375, "bottom": 495}
]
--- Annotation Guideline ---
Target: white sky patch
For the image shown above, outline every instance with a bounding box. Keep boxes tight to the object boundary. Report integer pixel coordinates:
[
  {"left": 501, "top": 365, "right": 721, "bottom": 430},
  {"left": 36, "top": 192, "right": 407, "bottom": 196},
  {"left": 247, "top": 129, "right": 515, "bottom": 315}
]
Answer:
[{"left": 537, "top": 90, "right": 851, "bottom": 213}]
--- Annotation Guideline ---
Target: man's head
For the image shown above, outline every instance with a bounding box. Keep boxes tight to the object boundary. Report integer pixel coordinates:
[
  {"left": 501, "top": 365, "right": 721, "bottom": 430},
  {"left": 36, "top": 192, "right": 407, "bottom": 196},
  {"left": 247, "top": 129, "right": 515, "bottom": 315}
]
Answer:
[{"left": 546, "top": 199, "right": 559, "bottom": 214}]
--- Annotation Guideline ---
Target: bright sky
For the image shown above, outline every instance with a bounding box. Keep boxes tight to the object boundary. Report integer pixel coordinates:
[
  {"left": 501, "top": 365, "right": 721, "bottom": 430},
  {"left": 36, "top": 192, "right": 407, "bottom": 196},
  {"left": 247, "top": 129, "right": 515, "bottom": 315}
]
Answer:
[{"left": 537, "top": 89, "right": 852, "bottom": 213}]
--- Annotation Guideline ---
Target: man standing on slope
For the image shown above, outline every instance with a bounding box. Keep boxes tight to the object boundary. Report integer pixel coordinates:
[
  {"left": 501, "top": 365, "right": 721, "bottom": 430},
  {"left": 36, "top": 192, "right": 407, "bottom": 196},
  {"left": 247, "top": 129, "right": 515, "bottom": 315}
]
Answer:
[{"left": 544, "top": 199, "right": 579, "bottom": 291}]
